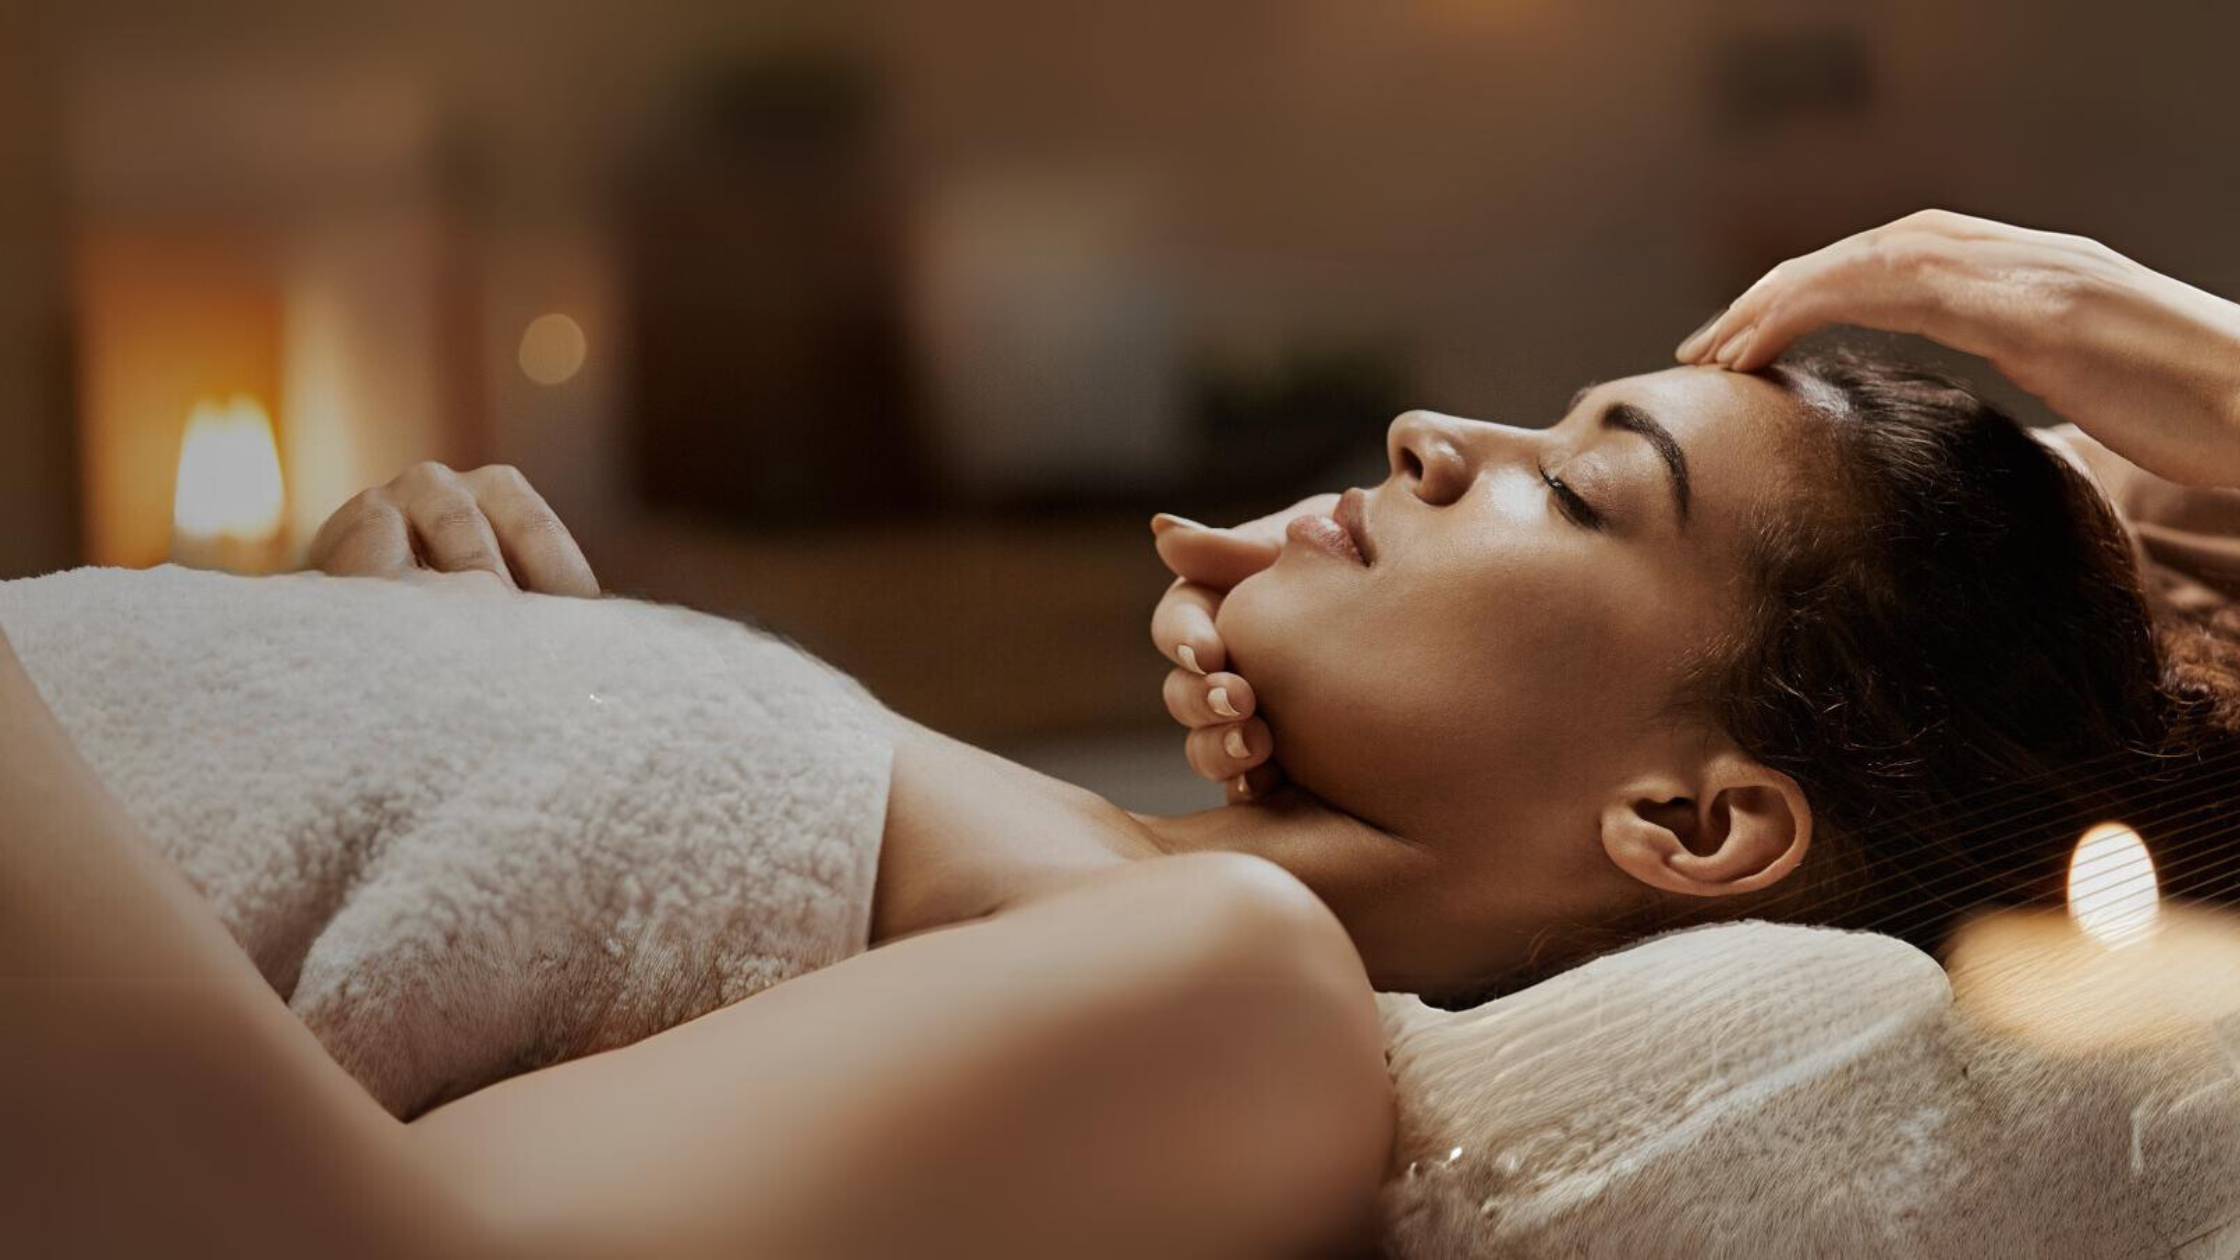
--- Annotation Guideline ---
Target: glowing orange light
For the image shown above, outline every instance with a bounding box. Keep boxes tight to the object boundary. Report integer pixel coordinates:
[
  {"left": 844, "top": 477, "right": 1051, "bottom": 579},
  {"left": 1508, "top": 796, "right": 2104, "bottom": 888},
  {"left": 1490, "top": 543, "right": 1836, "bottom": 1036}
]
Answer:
[{"left": 173, "top": 395, "right": 285, "bottom": 543}]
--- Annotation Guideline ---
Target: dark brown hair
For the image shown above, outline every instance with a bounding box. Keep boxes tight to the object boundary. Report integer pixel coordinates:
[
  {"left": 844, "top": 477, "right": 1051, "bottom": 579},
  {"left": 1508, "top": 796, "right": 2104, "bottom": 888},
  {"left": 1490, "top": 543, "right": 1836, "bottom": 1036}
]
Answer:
[{"left": 1681, "top": 347, "right": 2240, "bottom": 953}]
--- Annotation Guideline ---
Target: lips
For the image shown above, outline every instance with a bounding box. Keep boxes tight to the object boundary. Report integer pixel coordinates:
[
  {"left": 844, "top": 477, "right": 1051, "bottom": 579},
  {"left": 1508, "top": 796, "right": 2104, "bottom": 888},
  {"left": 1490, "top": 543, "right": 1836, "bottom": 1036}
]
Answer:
[
  {"left": 1284, "top": 490, "right": 1374, "bottom": 567},
  {"left": 1334, "top": 487, "right": 1375, "bottom": 566}
]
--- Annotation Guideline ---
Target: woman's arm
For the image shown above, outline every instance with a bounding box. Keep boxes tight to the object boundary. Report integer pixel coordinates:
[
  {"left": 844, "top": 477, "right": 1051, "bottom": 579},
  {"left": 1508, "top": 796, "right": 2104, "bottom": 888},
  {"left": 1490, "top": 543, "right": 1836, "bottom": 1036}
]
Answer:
[
  {"left": 405, "top": 851, "right": 1394, "bottom": 1260},
  {"left": 0, "top": 626, "right": 476, "bottom": 1257}
]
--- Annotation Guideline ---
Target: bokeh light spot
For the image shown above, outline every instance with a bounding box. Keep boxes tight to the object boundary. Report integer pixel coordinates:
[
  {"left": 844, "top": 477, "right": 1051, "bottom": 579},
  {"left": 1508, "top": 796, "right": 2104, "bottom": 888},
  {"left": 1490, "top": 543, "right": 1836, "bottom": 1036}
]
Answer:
[{"left": 518, "top": 313, "right": 588, "bottom": 386}]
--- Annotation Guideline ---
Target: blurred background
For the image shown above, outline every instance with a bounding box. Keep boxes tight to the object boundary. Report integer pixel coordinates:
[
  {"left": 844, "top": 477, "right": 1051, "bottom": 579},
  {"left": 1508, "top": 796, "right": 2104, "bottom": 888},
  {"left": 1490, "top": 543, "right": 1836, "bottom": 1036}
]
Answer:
[{"left": 3, "top": 0, "right": 2237, "bottom": 811}]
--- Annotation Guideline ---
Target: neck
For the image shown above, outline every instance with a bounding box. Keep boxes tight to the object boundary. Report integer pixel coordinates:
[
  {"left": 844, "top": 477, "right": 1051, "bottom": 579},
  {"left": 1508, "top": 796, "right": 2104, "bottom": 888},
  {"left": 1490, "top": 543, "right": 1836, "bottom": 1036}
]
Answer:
[
  {"left": 1127, "top": 785, "right": 1446, "bottom": 990},
  {"left": 1132, "top": 784, "right": 1393, "bottom": 864}
]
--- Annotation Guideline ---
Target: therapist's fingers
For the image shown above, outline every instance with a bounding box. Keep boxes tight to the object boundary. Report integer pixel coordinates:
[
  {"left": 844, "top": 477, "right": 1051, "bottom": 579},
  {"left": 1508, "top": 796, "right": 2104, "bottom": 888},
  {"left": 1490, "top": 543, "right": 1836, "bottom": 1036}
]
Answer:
[
  {"left": 1224, "top": 763, "right": 1286, "bottom": 805},
  {"left": 1151, "top": 493, "right": 1339, "bottom": 590},
  {"left": 1185, "top": 717, "right": 1272, "bottom": 782},
  {"left": 1163, "top": 669, "right": 1257, "bottom": 730},
  {"left": 460, "top": 464, "right": 600, "bottom": 598},
  {"left": 1152, "top": 517, "right": 1284, "bottom": 591},
  {"left": 1676, "top": 210, "right": 2053, "bottom": 373},
  {"left": 1150, "top": 578, "right": 1225, "bottom": 675}
]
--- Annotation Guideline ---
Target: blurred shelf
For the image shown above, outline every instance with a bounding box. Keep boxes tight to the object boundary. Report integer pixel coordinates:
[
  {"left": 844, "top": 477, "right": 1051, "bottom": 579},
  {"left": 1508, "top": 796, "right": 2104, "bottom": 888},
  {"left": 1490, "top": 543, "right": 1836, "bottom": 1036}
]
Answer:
[{"left": 598, "top": 510, "right": 1182, "bottom": 743}]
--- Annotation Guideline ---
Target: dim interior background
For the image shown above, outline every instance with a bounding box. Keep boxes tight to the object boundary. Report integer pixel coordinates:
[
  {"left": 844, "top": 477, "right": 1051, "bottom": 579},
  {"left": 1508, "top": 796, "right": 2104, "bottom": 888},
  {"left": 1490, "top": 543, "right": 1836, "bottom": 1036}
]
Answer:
[{"left": 2, "top": 0, "right": 2237, "bottom": 813}]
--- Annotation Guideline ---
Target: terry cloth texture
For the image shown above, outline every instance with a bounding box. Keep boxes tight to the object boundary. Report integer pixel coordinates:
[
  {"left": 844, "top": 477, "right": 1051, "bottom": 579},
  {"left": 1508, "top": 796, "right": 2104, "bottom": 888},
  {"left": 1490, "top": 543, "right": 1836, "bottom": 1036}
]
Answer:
[
  {"left": 1376, "top": 921, "right": 2240, "bottom": 1260},
  {"left": 0, "top": 565, "right": 897, "bottom": 1119}
]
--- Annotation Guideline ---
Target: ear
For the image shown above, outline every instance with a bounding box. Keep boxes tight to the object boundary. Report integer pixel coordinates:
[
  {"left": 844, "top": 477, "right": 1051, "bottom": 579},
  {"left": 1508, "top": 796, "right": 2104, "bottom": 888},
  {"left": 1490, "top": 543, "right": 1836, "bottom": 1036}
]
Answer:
[{"left": 1597, "top": 749, "right": 1813, "bottom": 899}]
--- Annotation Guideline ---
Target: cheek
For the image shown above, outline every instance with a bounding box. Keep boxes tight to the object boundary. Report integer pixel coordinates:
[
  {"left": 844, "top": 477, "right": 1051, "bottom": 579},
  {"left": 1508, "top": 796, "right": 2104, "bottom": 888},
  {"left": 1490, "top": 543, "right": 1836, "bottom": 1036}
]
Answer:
[
  {"left": 1215, "top": 567, "right": 1416, "bottom": 773},
  {"left": 1214, "top": 566, "right": 1357, "bottom": 720},
  {"left": 1216, "top": 539, "right": 1692, "bottom": 824},
  {"left": 1217, "top": 568, "right": 1536, "bottom": 822}
]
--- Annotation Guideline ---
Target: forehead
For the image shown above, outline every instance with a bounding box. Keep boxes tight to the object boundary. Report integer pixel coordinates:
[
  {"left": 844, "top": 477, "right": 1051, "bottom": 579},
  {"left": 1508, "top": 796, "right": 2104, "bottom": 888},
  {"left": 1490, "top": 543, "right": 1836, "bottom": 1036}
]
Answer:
[
  {"left": 1574, "top": 364, "right": 1804, "bottom": 446},
  {"left": 1574, "top": 365, "right": 1816, "bottom": 537}
]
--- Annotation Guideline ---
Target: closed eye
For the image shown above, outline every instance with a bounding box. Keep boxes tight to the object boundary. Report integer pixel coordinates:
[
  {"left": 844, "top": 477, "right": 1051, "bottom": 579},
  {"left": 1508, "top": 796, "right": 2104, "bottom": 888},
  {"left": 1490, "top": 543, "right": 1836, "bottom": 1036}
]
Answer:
[{"left": 1539, "top": 465, "right": 1607, "bottom": 531}]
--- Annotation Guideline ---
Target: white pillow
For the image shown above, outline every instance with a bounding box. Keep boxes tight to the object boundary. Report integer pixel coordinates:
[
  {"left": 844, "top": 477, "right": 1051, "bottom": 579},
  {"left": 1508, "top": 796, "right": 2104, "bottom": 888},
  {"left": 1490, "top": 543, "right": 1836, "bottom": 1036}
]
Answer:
[{"left": 1376, "top": 921, "right": 2240, "bottom": 1259}]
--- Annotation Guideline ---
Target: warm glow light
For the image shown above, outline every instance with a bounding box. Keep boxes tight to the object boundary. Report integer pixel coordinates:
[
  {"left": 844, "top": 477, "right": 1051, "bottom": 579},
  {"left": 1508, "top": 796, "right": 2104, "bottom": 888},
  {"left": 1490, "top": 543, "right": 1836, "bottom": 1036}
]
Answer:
[
  {"left": 2068, "top": 822, "right": 2160, "bottom": 949},
  {"left": 518, "top": 313, "right": 587, "bottom": 386},
  {"left": 173, "top": 395, "right": 285, "bottom": 542}
]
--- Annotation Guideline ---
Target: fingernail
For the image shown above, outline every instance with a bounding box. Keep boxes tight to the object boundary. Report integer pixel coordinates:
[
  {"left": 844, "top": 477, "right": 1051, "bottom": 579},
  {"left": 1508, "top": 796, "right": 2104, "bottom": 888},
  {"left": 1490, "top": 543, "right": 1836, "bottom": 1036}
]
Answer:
[
  {"left": 1224, "top": 727, "right": 1249, "bottom": 759},
  {"left": 1208, "top": 686, "right": 1240, "bottom": 718},
  {"left": 1232, "top": 775, "right": 1253, "bottom": 800},
  {"left": 1715, "top": 327, "right": 1756, "bottom": 369},
  {"left": 1178, "top": 644, "right": 1205, "bottom": 675},
  {"left": 1675, "top": 309, "right": 1725, "bottom": 360},
  {"left": 1151, "top": 512, "right": 1209, "bottom": 535}
]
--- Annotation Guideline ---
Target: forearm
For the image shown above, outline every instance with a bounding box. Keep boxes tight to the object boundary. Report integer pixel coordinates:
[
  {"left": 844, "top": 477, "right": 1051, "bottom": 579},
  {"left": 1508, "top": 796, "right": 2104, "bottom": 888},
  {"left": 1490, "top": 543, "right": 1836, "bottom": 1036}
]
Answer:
[
  {"left": 405, "top": 853, "right": 1391, "bottom": 1260},
  {"left": 2063, "top": 258, "right": 2240, "bottom": 488},
  {"left": 0, "top": 628, "right": 475, "bottom": 1258}
]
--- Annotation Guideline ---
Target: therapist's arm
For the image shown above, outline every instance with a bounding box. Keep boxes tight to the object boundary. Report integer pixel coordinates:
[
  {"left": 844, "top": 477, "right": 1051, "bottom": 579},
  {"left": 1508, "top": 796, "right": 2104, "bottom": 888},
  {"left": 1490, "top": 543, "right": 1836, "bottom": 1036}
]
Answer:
[
  {"left": 0, "top": 626, "right": 477, "bottom": 1258},
  {"left": 2040, "top": 422, "right": 2240, "bottom": 602},
  {"left": 1679, "top": 208, "right": 2240, "bottom": 489}
]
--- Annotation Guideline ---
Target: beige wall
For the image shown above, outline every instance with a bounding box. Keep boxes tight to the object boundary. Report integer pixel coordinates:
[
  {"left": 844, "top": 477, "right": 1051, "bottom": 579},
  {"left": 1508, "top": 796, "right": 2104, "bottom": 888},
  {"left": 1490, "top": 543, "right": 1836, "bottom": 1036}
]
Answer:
[
  {"left": 0, "top": 9, "right": 75, "bottom": 578},
  {"left": 9, "top": 0, "right": 2240, "bottom": 582}
]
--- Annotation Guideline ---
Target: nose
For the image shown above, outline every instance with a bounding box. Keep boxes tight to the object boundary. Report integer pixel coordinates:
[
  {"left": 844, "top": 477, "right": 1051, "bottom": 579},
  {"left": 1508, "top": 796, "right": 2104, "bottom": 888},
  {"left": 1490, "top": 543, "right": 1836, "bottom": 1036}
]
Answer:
[{"left": 1386, "top": 409, "right": 1480, "bottom": 507}]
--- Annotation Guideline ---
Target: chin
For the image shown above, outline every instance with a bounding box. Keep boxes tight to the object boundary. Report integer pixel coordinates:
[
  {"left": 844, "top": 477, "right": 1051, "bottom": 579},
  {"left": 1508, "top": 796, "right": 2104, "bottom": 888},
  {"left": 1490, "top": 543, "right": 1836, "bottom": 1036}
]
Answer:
[
  {"left": 1211, "top": 567, "right": 1292, "bottom": 689},
  {"left": 1215, "top": 567, "right": 1371, "bottom": 796}
]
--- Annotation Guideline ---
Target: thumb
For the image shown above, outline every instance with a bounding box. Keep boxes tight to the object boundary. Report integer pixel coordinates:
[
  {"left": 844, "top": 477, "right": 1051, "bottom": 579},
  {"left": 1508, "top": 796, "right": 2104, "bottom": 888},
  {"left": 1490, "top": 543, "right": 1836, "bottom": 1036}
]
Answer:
[{"left": 1153, "top": 519, "right": 1284, "bottom": 589}]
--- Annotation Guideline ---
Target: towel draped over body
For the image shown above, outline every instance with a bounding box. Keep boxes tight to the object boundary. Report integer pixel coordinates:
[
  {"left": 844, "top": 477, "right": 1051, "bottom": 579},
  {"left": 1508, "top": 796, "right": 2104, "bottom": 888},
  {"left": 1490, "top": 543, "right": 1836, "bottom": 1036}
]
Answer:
[{"left": 0, "top": 566, "right": 896, "bottom": 1119}]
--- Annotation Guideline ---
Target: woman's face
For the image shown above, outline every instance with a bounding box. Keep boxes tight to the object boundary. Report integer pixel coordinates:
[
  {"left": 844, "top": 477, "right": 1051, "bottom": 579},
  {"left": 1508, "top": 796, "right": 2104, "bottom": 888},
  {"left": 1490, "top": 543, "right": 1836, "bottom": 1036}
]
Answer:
[{"left": 1216, "top": 365, "right": 1816, "bottom": 988}]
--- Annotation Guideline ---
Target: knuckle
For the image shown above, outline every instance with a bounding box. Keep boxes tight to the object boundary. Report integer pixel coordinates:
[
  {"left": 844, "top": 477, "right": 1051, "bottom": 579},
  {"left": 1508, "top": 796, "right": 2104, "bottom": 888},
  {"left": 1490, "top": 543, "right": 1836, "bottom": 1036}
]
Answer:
[
  {"left": 341, "top": 486, "right": 388, "bottom": 514},
  {"left": 445, "top": 546, "right": 501, "bottom": 572},
  {"left": 512, "top": 510, "right": 568, "bottom": 538},
  {"left": 429, "top": 505, "right": 490, "bottom": 536},
  {"left": 1162, "top": 670, "right": 1196, "bottom": 711},
  {"left": 314, "top": 502, "right": 406, "bottom": 571},
  {"left": 1750, "top": 293, "right": 1790, "bottom": 337},
  {"left": 1871, "top": 228, "right": 1943, "bottom": 281},
  {"left": 1741, "top": 260, "right": 1792, "bottom": 306},
  {"left": 403, "top": 459, "right": 455, "bottom": 485},
  {"left": 480, "top": 462, "right": 532, "bottom": 492},
  {"left": 1189, "top": 730, "right": 1231, "bottom": 778},
  {"left": 340, "top": 499, "right": 405, "bottom": 539}
]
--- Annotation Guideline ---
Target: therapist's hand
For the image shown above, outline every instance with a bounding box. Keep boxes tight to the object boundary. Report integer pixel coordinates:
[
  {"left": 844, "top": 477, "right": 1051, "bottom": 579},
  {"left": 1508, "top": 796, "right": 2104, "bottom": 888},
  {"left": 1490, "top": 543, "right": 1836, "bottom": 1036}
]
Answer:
[
  {"left": 1149, "top": 495, "right": 1334, "bottom": 803},
  {"left": 1676, "top": 208, "right": 2240, "bottom": 488},
  {"left": 306, "top": 461, "right": 601, "bottom": 596}
]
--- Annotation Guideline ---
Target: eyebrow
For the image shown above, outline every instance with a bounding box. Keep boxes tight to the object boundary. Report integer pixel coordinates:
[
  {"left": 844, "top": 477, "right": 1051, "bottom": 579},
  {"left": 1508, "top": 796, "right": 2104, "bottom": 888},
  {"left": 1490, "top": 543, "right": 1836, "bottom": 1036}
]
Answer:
[
  {"left": 1568, "top": 396, "right": 1684, "bottom": 529},
  {"left": 1563, "top": 383, "right": 1692, "bottom": 526},
  {"left": 1602, "top": 403, "right": 1691, "bottom": 525}
]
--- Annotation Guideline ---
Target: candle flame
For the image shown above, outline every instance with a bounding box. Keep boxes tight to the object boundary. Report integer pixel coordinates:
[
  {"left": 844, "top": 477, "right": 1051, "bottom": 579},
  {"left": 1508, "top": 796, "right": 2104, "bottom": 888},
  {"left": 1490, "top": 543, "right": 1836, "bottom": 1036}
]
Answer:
[
  {"left": 2068, "top": 822, "right": 2159, "bottom": 949},
  {"left": 174, "top": 395, "right": 284, "bottom": 542}
]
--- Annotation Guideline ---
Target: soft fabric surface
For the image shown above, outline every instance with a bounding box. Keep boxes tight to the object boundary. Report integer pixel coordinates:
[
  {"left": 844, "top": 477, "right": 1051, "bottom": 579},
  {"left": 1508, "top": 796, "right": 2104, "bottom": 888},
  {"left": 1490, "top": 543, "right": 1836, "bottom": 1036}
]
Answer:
[
  {"left": 1378, "top": 921, "right": 2240, "bottom": 1260},
  {"left": 0, "top": 566, "right": 897, "bottom": 1119}
]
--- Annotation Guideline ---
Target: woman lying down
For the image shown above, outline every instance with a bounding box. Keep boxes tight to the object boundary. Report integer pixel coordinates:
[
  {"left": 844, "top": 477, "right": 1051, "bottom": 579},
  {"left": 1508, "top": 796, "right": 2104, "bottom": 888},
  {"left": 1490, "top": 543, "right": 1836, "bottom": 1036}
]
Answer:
[{"left": 8, "top": 210, "right": 2240, "bottom": 1260}]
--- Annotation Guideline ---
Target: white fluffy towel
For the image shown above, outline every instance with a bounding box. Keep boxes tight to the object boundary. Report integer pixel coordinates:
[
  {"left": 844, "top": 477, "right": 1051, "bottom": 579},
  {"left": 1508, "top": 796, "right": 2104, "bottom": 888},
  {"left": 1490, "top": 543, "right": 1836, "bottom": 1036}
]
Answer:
[{"left": 0, "top": 565, "right": 897, "bottom": 1119}]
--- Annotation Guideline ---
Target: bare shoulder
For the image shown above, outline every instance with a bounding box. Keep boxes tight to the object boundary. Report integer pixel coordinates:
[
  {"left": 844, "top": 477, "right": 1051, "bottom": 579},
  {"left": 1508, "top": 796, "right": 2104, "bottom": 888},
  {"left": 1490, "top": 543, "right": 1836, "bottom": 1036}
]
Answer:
[{"left": 410, "top": 833, "right": 1391, "bottom": 1260}]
